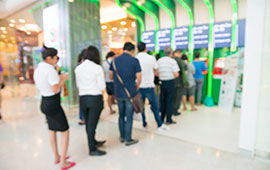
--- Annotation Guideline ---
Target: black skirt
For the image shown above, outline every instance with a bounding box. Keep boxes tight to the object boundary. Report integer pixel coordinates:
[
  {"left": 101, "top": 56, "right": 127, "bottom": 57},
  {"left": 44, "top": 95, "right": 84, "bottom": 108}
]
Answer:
[{"left": 41, "top": 93, "right": 69, "bottom": 132}]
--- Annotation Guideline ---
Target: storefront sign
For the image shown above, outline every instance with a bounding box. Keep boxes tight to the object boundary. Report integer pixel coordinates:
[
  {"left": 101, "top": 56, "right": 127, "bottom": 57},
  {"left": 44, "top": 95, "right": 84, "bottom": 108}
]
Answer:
[
  {"left": 214, "top": 22, "right": 232, "bottom": 48},
  {"left": 193, "top": 24, "right": 209, "bottom": 49},
  {"left": 142, "top": 31, "right": 155, "bottom": 51},
  {"left": 174, "top": 26, "right": 189, "bottom": 49},
  {"left": 157, "top": 29, "right": 171, "bottom": 50},
  {"left": 237, "top": 19, "right": 246, "bottom": 47}
]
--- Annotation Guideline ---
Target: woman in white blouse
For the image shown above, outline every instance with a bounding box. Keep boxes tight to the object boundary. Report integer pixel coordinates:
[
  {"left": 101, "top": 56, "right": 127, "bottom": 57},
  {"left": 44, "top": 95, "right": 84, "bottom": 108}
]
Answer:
[
  {"left": 34, "top": 46, "right": 75, "bottom": 170},
  {"left": 75, "top": 46, "right": 106, "bottom": 156}
]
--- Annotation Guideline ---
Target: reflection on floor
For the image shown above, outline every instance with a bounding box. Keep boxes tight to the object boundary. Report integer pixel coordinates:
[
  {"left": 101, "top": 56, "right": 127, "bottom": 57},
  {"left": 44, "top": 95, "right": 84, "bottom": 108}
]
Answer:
[{"left": 0, "top": 84, "right": 269, "bottom": 170}]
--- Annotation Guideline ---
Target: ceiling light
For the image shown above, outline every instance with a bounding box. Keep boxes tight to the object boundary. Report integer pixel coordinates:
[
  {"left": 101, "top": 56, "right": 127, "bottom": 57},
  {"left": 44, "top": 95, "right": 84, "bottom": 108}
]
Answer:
[
  {"left": 1, "top": 35, "right": 6, "bottom": 38},
  {"left": 27, "top": 32, "right": 31, "bottom": 35},
  {"left": 120, "top": 21, "right": 127, "bottom": 25},
  {"left": 124, "top": 28, "right": 128, "bottom": 32},
  {"left": 9, "top": 23, "right": 15, "bottom": 27},
  {"left": 112, "top": 27, "right": 117, "bottom": 31},
  {"left": 0, "top": 27, "right": 6, "bottom": 31},
  {"left": 19, "top": 19, "right": 25, "bottom": 23},
  {"left": 68, "top": 0, "right": 74, "bottom": 2},
  {"left": 10, "top": 19, "right": 16, "bottom": 23},
  {"left": 132, "top": 21, "right": 136, "bottom": 27},
  {"left": 122, "top": 32, "right": 126, "bottom": 36},
  {"left": 107, "top": 30, "right": 112, "bottom": 34},
  {"left": 2, "top": 31, "right": 7, "bottom": 34},
  {"left": 101, "top": 25, "right": 107, "bottom": 29}
]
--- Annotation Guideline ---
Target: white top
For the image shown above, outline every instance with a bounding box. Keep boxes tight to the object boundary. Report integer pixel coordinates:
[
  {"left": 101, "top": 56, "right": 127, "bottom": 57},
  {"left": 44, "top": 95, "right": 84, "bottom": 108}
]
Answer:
[
  {"left": 102, "top": 58, "right": 113, "bottom": 83},
  {"left": 34, "top": 62, "right": 60, "bottom": 97},
  {"left": 157, "top": 56, "right": 180, "bottom": 81},
  {"left": 136, "top": 52, "right": 157, "bottom": 88},
  {"left": 75, "top": 60, "right": 106, "bottom": 96}
]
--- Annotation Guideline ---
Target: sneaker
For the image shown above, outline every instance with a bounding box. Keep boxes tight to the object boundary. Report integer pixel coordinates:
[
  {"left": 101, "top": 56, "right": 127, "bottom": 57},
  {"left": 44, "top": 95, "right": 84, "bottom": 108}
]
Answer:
[
  {"left": 125, "top": 139, "right": 139, "bottom": 146},
  {"left": 158, "top": 124, "right": 170, "bottom": 131},
  {"left": 120, "top": 138, "right": 125, "bottom": 143}
]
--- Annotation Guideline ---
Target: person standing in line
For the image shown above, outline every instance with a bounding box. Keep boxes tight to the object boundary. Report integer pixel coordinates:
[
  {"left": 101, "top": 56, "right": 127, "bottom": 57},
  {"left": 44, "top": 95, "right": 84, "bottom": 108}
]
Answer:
[
  {"left": 172, "top": 49, "right": 189, "bottom": 116},
  {"left": 75, "top": 46, "right": 107, "bottom": 156},
  {"left": 192, "top": 52, "right": 208, "bottom": 105},
  {"left": 109, "top": 42, "right": 141, "bottom": 146},
  {"left": 181, "top": 54, "right": 197, "bottom": 111},
  {"left": 157, "top": 47, "right": 180, "bottom": 124},
  {"left": 34, "top": 46, "right": 75, "bottom": 170},
  {"left": 77, "top": 49, "right": 86, "bottom": 125},
  {"left": 102, "top": 51, "right": 116, "bottom": 115},
  {"left": 135, "top": 42, "right": 168, "bottom": 131},
  {"left": 0, "top": 62, "right": 3, "bottom": 120}
]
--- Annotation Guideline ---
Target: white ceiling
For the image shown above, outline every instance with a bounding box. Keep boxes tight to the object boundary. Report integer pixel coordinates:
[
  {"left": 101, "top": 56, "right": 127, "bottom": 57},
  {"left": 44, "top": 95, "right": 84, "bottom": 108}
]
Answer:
[{"left": 0, "top": 0, "right": 38, "bottom": 19}]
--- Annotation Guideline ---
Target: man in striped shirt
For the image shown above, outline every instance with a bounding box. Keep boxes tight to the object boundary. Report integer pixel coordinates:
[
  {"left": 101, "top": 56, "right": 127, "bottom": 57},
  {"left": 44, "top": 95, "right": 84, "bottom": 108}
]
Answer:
[{"left": 157, "top": 47, "right": 180, "bottom": 124}]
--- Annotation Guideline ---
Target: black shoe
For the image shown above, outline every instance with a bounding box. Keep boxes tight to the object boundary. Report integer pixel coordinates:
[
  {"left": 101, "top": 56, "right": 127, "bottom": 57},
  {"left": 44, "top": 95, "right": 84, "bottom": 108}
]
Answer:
[
  {"left": 90, "top": 149, "right": 106, "bottom": 156},
  {"left": 120, "top": 138, "right": 125, "bottom": 143},
  {"left": 0, "top": 115, "right": 2, "bottom": 120},
  {"left": 166, "top": 120, "right": 177, "bottom": 125},
  {"left": 95, "top": 140, "right": 106, "bottom": 147},
  {"left": 125, "top": 139, "right": 139, "bottom": 146},
  {"left": 173, "top": 112, "right": 181, "bottom": 116}
]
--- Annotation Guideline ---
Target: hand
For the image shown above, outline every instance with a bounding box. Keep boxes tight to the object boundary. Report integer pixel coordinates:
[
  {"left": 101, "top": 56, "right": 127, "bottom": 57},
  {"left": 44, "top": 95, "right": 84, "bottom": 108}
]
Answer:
[{"left": 60, "top": 73, "right": 68, "bottom": 81}]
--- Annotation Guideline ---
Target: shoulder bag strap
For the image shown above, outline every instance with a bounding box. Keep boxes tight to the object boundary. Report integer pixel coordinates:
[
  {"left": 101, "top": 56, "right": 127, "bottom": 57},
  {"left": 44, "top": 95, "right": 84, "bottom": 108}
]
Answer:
[{"left": 112, "top": 59, "right": 132, "bottom": 99}]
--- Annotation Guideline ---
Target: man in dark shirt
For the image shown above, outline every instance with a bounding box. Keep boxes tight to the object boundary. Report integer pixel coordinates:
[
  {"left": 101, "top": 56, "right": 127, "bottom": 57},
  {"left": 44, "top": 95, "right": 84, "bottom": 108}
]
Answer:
[{"left": 109, "top": 42, "right": 141, "bottom": 146}]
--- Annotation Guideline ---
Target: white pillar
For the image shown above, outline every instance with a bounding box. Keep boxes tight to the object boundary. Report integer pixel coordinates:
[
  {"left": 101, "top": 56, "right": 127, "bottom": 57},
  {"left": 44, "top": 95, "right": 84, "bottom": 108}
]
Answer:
[{"left": 239, "top": 0, "right": 270, "bottom": 157}]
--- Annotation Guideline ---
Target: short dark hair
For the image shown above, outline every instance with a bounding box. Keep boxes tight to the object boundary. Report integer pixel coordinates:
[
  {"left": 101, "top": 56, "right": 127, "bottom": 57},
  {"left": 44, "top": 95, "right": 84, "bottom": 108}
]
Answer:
[
  {"left": 173, "top": 49, "right": 182, "bottom": 55},
  {"left": 84, "top": 46, "right": 101, "bottom": 65},
  {"left": 123, "top": 42, "right": 135, "bottom": 51},
  {"left": 78, "top": 49, "right": 86, "bottom": 63},
  {"left": 42, "top": 45, "right": 57, "bottom": 60},
  {"left": 106, "top": 51, "right": 115, "bottom": 59},
  {"left": 195, "top": 52, "right": 200, "bottom": 58},
  {"left": 155, "top": 53, "right": 161, "bottom": 60},
  {"left": 181, "top": 54, "right": 188, "bottom": 60},
  {"left": 137, "top": 42, "right": 146, "bottom": 52}
]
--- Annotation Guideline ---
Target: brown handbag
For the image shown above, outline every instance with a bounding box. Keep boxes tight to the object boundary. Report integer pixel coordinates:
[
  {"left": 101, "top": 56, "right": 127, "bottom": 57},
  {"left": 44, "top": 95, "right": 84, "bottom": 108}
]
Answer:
[{"left": 112, "top": 59, "right": 144, "bottom": 113}]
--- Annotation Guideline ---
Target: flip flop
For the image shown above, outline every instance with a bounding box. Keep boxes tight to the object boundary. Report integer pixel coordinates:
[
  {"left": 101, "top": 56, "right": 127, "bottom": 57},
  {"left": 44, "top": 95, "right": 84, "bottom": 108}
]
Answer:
[
  {"left": 54, "top": 155, "right": 70, "bottom": 164},
  {"left": 61, "top": 162, "right": 76, "bottom": 170}
]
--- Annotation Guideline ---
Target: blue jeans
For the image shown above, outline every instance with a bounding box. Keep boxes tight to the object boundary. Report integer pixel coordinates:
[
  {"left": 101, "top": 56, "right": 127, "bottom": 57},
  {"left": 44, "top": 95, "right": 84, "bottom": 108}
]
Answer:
[
  {"left": 139, "top": 88, "right": 162, "bottom": 127},
  {"left": 79, "top": 108, "right": 84, "bottom": 120},
  {"left": 160, "top": 80, "right": 175, "bottom": 123},
  {"left": 117, "top": 98, "right": 134, "bottom": 142}
]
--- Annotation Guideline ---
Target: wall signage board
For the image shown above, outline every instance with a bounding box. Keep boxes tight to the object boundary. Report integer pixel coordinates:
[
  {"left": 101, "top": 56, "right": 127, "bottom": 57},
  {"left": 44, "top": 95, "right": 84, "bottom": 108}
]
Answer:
[
  {"left": 214, "top": 22, "right": 232, "bottom": 48},
  {"left": 157, "top": 29, "right": 171, "bottom": 50},
  {"left": 142, "top": 31, "right": 155, "bottom": 51},
  {"left": 237, "top": 19, "right": 246, "bottom": 47},
  {"left": 193, "top": 24, "right": 209, "bottom": 49},
  {"left": 174, "top": 26, "right": 189, "bottom": 49}
]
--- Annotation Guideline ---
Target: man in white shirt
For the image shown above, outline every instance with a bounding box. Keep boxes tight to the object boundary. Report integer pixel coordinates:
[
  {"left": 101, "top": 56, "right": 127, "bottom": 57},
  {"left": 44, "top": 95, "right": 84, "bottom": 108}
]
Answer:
[
  {"left": 136, "top": 42, "right": 168, "bottom": 131},
  {"left": 157, "top": 46, "right": 180, "bottom": 124}
]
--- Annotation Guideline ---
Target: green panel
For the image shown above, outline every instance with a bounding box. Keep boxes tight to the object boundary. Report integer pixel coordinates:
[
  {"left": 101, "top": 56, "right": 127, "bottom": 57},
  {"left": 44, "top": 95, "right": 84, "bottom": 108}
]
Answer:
[
  {"left": 176, "top": 0, "right": 194, "bottom": 63},
  {"left": 153, "top": 0, "right": 176, "bottom": 50},
  {"left": 231, "top": 0, "right": 238, "bottom": 52}
]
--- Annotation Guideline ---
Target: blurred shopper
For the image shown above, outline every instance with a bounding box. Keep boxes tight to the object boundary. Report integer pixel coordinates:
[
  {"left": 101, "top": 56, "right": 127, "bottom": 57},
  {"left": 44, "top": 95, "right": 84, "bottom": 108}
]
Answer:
[
  {"left": 0, "top": 62, "right": 3, "bottom": 120},
  {"left": 192, "top": 52, "right": 208, "bottom": 105},
  {"left": 172, "top": 50, "right": 189, "bottom": 116},
  {"left": 154, "top": 53, "right": 161, "bottom": 96},
  {"left": 109, "top": 42, "right": 141, "bottom": 146},
  {"left": 157, "top": 47, "right": 180, "bottom": 124},
  {"left": 182, "top": 54, "right": 197, "bottom": 111},
  {"left": 75, "top": 46, "right": 106, "bottom": 156},
  {"left": 34, "top": 46, "right": 75, "bottom": 170},
  {"left": 102, "top": 51, "right": 116, "bottom": 115},
  {"left": 77, "top": 49, "right": 86, "bottom": 125},
  {"left": 136, "top": 42, "right": 168, "bottom": 131}
]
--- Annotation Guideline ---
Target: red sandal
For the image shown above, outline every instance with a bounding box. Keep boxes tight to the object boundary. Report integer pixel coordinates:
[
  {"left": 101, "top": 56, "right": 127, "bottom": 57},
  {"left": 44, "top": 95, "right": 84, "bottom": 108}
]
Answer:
[
  {"left": 54, "top": 155, "right": 70, "bottom": 164},
  {"left": 61, "top": 162, "right": 76, "bottom": 170}
]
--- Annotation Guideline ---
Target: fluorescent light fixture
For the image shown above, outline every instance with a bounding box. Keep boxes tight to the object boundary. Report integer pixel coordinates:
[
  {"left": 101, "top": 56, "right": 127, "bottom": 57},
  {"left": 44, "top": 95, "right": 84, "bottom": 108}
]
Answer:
[
  {"left": 120, "top": 21, "right": 127, "bottom": 25},
  {"left": 68, "top": 0, "right": 74, "bottom": 2},
  {"left": 10, "top": 19, "right": 16, "bottom": 23},
  {"left": 0, "top": 27, "right": 6, "bottom": 31},
  {"left": 124, "top": 28, "right": 128, "bottom": 32},
  {"left": 101, "top": 25, "right": 107, "bottom": 29},
  {"left": 109, "top": 42, "right": 124, "bottom": 49},
  {"left": 27, "top": 32, "right": 31, "bottom": 35},
  {"left": 107, "top": 30, "right": 112, "bottom": 34},
  {"left": 112, "top": 27, "right": 117, "bottom": 31},
  {"left": 19, "top": 19, "right": 25, "bottom": 23},
  {"left": 9, "top": 23, "right": 15, "bottom": 27},
  {"left": 122, "top": 32, "right": 126, "bottom": 36},
  {"left": 132, "top": 22, "right": 136, "bottom": 27}
]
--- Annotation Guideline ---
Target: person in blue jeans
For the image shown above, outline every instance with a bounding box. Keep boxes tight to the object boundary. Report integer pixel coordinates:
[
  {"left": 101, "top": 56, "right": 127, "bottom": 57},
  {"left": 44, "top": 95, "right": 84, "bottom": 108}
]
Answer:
[
  {"left": 136, "top": 42, "right": 168, "bottom": 131},
  {"left": 109, "top": 42, "right": 142, "bottom": 146},
  {"left": 192, "top": 52, "right": 208, "bottom": 105}
]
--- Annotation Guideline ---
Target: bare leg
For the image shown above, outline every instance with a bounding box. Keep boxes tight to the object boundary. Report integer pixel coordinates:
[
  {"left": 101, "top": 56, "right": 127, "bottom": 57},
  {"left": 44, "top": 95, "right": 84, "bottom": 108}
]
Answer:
[
  {"left": 60, "top": 130, "right": 70, "bottom": 168},
  {"left": 182, "top": 95, "right": 187, "bottom": 111},
  {"left": 190, "top": 96, "right": 197, "bottom": 111},
  {"left": 108, "top": 95, "right": 115, "bottom": 114},
  {"left": 49, "top": 130, "right": 60, "bottom": 162}
]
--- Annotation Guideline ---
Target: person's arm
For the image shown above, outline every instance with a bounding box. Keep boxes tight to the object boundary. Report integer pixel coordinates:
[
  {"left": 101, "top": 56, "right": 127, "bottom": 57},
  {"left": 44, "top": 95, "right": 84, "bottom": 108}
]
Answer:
[
  {"left": 0, "top": 72, "right": 3, "bottom": 84},
  {"left": 191, "top": 64, "right": 196, "bottom": 74},
  {"left": 51, "top": 74, "right": 68, "bottom": 94},
  {"left": 97, "top": 68, "right": 106, "bottom": 92},
  {"left": 172, "top": 60, "right": 180, "bottom": 78},
  {"left": 109, "top": 71, "right": 114, "bottom": 80},
  {"left": 154, "top": 69, "right": 159, "bottom": 77},
  {"left": 174, "top": 72, "right": 179, "bottom": 78},
  {"left": 136, "top": 72, "right": 141, "bottom": 90}
]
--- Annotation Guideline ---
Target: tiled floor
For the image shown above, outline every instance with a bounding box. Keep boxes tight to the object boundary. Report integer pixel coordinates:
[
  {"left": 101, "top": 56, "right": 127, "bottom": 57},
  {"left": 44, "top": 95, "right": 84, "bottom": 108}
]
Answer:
[{"left": 0, "top": 84, "right": 269, "bottom": 170}]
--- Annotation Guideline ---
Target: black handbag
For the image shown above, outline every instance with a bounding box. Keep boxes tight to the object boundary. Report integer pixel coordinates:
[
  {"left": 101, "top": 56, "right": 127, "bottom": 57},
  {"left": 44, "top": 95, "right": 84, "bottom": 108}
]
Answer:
[{"left": 112, "top": 60, "right": 143, "bottom": 113}]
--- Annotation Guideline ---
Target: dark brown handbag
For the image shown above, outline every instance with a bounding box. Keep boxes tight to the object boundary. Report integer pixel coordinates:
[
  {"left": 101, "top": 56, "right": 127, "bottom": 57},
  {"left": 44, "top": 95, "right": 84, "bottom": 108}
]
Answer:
[{"left": 112, "top": 59, "right": 144, "bottom": 113}]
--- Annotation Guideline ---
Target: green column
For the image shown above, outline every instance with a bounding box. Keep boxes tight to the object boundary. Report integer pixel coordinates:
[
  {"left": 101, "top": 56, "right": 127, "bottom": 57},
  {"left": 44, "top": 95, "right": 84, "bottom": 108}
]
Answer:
[
  {"left": 231, "top": 0, "right": 238, "bottom": 52},
  {"left": 176, "top": 0, "right": 194, "bottom": 63},
  {"left": 152, "top": 0, "right": 176, "bottom": 50},
  {"left": 132, "top": 0, "right": 160, "bottom": 53},
  {"left": 203, "top": 0, "right": 214, "bottom": 107}
]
